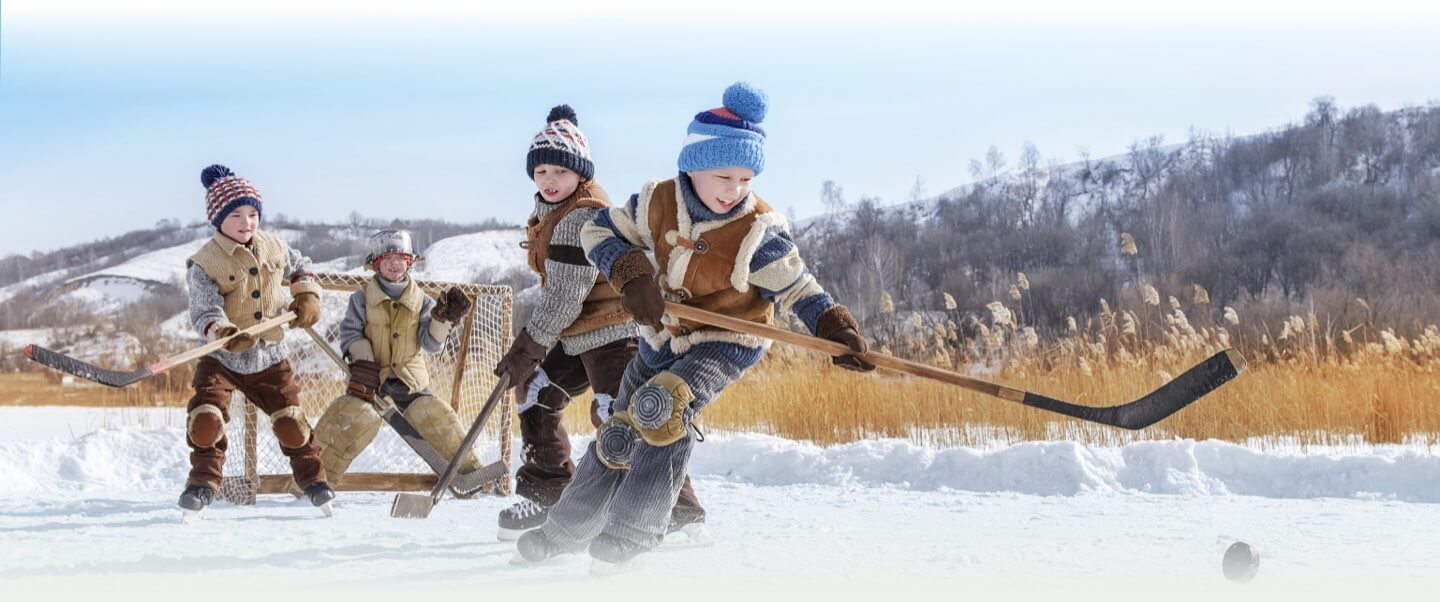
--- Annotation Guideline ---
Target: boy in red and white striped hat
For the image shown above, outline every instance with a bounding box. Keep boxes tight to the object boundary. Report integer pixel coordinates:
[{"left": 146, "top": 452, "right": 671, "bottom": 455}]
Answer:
[{"left": 177, "top": 164, "right": 332, "bottom": 521}]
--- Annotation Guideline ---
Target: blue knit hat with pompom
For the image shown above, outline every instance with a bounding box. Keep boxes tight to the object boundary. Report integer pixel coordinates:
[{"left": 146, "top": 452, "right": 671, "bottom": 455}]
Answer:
[{"left": 677, "top": 82, "right": 768, "bottom": 176}]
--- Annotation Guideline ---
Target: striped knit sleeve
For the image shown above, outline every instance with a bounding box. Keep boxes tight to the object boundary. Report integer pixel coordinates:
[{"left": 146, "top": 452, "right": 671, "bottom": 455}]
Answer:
[
  {"left": 746, "top": 226, "right": 836, "bottom": 334},
  {"left": 526, "top": 207, "right": 602, "bottom": 348},
  {"left": 581, "top": 192, "right": 650, "bottom": 279}
]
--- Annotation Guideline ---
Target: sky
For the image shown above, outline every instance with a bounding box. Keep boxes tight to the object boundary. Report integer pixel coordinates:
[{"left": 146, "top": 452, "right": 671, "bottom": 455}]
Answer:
[{"left": 2, "top": 0, "right": 1440, "bottom": 257}]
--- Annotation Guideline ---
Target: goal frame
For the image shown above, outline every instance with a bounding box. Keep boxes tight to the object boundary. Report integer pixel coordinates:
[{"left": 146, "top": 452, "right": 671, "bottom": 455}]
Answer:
[{"left": 217, "top": 272, "right": 515, "bottom": 504}]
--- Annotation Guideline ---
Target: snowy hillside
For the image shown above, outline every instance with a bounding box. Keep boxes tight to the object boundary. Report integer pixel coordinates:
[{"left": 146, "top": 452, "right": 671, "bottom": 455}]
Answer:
[
  {"left": 414, "top": 229, "right": 528, "bottom": 284},
  {"left": 54, "top": 238, "right": 210, "bottom": 312},
  {"left": 0, "top": 406, "right": 1437, "bottom": 600},
  {"left": 1, "top": 226, "right": 532, "bottom": 351}
]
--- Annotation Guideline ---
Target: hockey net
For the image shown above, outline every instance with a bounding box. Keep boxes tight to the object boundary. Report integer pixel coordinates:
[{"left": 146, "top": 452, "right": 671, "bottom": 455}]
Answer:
[{"left": 217, "top": 273, "right": 515, "bottom": 504}]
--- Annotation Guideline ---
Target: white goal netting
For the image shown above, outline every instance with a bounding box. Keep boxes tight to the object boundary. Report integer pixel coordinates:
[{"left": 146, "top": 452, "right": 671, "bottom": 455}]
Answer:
[{"left": 217, "top": 273, "right": 515, "bottom": 504}]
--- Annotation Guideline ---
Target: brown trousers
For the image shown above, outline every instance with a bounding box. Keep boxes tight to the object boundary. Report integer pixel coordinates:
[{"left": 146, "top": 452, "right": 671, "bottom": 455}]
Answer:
[
  {"left": 518, "top": 338, "right": 704, "bottom": 520},
  {"left": 185, "top": 356, "right": 326, "bottom": 490}
]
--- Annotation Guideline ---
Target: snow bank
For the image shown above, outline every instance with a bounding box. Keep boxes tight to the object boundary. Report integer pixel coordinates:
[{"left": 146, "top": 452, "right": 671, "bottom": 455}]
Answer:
[
  {"left": 0, "top": 427, "right": 190, "bottom": 494},
  {"left": 689, "top": 434, "right": 1440, "bottom": 501},
  {"left": 3, "top": 408, "right": 1437, "bottom": 502}
]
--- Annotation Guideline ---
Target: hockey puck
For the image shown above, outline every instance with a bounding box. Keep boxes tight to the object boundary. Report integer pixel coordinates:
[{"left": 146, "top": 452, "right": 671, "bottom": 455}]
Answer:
[{"left": 1222, "top": 542, "right": 1260, "bottom": 583}]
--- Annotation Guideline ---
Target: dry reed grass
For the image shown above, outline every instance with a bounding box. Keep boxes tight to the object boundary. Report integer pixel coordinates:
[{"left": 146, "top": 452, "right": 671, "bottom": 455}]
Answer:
[{"left": 551, "top": 290, "right": 1440, "bottom": 449}]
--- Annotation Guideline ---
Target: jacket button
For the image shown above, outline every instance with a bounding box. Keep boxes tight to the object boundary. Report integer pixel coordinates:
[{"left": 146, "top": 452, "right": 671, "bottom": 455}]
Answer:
[
  {"left": 228, "top": 276, "right": 236, "bottom": 282},
  {"left": 393, "top": 333, "right": 400, "bottom": 339},
  {"left": 249, "top": 267, "right": 258, "bottom": 276},
  {"left": 251, "top": 291, "right": 260, "bottom": 299},
  {"left": 254, "top": 312, "right": 263, "bottom": 320}
]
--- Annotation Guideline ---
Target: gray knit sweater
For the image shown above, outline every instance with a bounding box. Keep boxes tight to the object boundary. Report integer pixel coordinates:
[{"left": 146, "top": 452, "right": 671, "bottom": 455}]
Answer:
[{"left": 526, "top": 195, "right": 636, "bottom": 355}]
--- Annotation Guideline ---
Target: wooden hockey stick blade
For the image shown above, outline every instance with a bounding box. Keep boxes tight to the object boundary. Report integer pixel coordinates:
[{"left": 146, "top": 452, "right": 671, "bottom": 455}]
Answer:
[
  {"left": 390, "top": 491, "right": 436, "bottom": 519},
  {"left": 380, "top": 406, "right": 501, "bottom": 496},
  {"left": 1021, "top": 349, "right": 1246, "bottom": 430},
  {"left": 23, "top": 312, "right": 298, "bottom": 388},
  {"left": 449, "top": 460, "right": 508, "bottom": 496},
  {"left": 662, "top": 302, "right": 1247, "bottom": 430},
  {"left": 24, "top": 344, "right": 156, "bottom": 388}
]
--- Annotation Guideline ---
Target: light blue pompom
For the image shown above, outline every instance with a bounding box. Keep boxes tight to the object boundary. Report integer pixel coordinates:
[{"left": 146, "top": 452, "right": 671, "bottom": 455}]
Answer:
[{"left": 723, "top": 82, "right": 767, "bottom": 123}]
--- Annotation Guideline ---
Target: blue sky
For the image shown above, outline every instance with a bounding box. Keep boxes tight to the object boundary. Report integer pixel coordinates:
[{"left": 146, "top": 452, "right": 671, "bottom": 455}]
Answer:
[{"left": 3, "top": 1, "right": 1439, "bottom": 257}]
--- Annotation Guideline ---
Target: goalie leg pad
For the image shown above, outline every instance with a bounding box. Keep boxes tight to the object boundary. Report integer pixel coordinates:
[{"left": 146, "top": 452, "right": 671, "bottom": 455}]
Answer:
[
  {"left": 404, "top": 395, "right": 481, "bottom": 473},
  {"left": 313, "top": 395, "right": 384, "bottom": 485},
  {"left": 270, "top": 405, "right": 312, "bottom": 449},
  {"left": 630, "top": 372, "right": 695, "bottom": 447},
  {"left": 187, "top": 404, "right": 226, "bottom": 448}
]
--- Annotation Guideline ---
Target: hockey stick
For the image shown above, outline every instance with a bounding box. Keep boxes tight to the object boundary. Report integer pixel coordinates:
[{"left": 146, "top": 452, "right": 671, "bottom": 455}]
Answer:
[
  {"left": 23, "top": 312, "right": 299, "bottom": 388},
  {"left": 664, "top": 303, "right": 1246, "bottom": 430},
  {"left": 301, "top": 327, "right": 506, "bottom": 496},
  {"left": 391, "top": 372, "right": 510, "bottom": 519}
]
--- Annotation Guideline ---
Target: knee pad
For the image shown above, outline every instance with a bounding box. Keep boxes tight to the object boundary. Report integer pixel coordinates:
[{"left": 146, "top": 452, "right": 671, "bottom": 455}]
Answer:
[
  {"left": 270, "top": 405, "right": 312, "bottom": 449},
  {"left": 596, "top": 413, "right": 639, "bottom": 471},
  {"left": 313, "top": 395, "right": 384, "bottom": 483},
  {"left": 187, "top": 405, "right": 226, "bottom": 448},
  {"left": 404, "top": 395, "right": 480, "bottom": 472},
  {"left": 630, "top": 372, "right": 695, "bottom": 447}
]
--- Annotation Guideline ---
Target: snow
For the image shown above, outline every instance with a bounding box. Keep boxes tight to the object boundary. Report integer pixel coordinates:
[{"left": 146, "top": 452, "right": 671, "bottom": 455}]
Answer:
[
  {"left": 0, "top": 327, "right": 56, "bottom": 349},
  {"left": 415, "top": 228, "right": 529, "bottom": 284},
  {"left": 0, "top": 267, "right": 69, "bottom": 304},
  {"left": 65, "top": 238, "right": 208, "bottom": 289},
  {"left": 0, "top": 406, "right": 1437, "bottom": 600}
]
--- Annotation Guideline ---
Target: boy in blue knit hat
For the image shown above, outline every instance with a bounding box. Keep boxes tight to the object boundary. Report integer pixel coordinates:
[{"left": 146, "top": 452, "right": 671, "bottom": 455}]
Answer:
[
  {"left": 512, "top": 82, "right": 875, "bottom": 573},
  {"left": 491, "top": 105, "right": 706, "bottom": 541}
]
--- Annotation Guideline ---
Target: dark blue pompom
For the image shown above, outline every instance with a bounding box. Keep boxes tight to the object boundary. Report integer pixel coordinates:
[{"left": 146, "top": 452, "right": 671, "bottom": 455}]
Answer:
[
  {"left": 546, "top": 104, "right": 578, "bottom": 125},
  {"left": 200, "top": 164, "right": 234, "bottom": 189}
]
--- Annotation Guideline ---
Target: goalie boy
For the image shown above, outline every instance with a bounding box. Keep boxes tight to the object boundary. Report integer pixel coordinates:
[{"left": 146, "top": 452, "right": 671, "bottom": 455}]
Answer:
[{"left": 306, "top": 230, "right": 479, "bottom": 491}]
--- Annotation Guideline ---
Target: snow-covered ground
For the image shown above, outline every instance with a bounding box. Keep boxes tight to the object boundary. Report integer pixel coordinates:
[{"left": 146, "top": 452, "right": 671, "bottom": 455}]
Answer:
[{"left": 0, "top": 407, "right": 1436, "bottom": 601}]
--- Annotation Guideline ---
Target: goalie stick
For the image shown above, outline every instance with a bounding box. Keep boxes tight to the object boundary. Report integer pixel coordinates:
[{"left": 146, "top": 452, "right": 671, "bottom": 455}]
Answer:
[
  {"left": 664, "top": 302, "right": 1246, "bottom": 430},
  {"left": 301, "top": 327, "right": 506, "bottom": 496},
  {"left": 391, "top": 372, "right": 510, "bottom": 519},
  {"left": 23, "top": 312, "right": 298, "bottom": 388}
]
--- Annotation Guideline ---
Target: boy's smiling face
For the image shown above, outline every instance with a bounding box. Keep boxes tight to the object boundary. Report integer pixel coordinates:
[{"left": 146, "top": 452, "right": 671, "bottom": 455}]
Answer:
[
  {"left": 687, "top": 167, "right": 755, "bottom": 214},
  {"left": 374, "top": 254, "right": 412, "bottom": 282},
  {"left": 533, "top": 164, "right": 582, "bottom": 204},
  {"left": 219, "top": 205, "right": 259, "bottom": 244}
]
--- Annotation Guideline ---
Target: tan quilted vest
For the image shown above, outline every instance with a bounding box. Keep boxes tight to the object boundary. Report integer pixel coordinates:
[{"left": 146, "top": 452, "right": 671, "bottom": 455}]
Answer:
[
  {"left": 363, "top": 276, "right": 430, "bottom": 393},
  {"left": 187, "top": 230, "right": 290, "bottom": 343}
]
